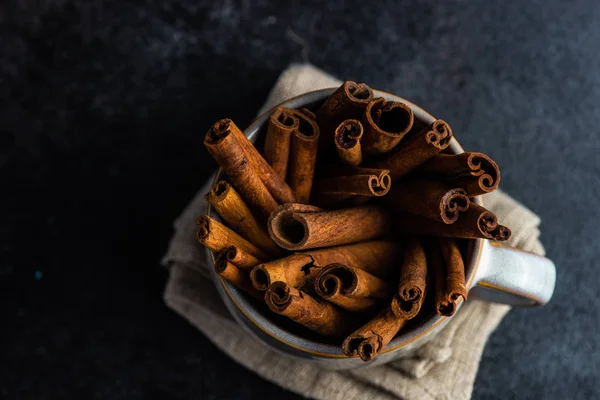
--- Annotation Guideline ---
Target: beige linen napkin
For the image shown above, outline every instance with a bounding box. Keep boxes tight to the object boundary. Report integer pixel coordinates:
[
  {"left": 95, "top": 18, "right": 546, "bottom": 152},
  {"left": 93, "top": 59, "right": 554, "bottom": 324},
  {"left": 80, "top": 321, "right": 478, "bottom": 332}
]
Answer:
[{"left": 161, "top": 64, "right": 546, "bottom": 400}]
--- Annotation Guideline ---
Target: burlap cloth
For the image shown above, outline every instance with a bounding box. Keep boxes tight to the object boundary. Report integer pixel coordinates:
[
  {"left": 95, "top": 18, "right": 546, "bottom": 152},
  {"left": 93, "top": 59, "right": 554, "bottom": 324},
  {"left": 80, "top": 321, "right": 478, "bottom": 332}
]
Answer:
[{"left": 161, "top": 64, "right": 546, "bottom": 400}]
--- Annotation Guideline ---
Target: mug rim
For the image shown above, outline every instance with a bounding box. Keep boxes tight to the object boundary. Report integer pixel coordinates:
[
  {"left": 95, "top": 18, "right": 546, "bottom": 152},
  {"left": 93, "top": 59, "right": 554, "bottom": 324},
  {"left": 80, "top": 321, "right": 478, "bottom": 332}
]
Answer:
[{"left": 208, "top": 88, "right": 484, "bottom": 358}]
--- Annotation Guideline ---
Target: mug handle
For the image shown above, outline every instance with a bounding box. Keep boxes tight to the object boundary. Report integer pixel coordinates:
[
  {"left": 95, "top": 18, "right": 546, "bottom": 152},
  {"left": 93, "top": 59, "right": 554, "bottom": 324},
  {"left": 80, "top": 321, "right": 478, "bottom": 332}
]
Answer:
[{"left": 469, "top": 240, "right": 556, "bottom": 307}]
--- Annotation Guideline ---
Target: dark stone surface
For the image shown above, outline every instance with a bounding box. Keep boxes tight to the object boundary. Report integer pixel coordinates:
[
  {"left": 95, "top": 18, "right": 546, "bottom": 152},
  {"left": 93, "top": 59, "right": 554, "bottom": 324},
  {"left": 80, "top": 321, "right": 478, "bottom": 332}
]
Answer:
[{"left": 1, "top": 0, "right": 598, "bottom": 398}]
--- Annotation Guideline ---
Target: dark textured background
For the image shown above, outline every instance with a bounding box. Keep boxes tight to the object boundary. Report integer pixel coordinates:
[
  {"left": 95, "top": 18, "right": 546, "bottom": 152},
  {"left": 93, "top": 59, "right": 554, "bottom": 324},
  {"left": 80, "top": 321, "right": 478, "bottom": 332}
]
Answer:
[{"left": 1, "top": 0, "right": 599, "bottom": 399}]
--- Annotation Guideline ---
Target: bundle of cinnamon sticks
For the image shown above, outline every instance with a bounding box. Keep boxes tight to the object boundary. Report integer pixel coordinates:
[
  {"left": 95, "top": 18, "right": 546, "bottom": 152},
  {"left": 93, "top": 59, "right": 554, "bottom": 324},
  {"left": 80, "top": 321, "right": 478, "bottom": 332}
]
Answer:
[{"left": 196, "top": 81, "right": 510, "bottom": 361}]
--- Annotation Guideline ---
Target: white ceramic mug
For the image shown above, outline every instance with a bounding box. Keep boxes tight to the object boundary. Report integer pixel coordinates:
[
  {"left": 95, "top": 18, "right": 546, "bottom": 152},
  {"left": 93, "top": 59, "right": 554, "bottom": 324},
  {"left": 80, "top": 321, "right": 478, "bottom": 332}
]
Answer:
[{"left": 207, "top": 88, "right": 556, "bottom": 370}]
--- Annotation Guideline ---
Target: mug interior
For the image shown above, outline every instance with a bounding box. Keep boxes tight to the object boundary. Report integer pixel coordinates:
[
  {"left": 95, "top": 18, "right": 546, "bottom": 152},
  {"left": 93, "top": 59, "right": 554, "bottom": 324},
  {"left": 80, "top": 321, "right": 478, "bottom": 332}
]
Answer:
[{"left": 207, "top": 88, "right": 483, "bottom": 358}]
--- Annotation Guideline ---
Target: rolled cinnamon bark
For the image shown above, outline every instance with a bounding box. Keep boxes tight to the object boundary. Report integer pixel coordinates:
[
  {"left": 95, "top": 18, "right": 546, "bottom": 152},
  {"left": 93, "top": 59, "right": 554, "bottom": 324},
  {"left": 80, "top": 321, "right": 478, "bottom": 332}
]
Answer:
[
  {"left": 219, "top": 245, "right": 262, "bottom": 271},
  {"left": 305, "top": 240, "right": 402, "bottom": 279},
  {"left": 265, "top": 281, "right": 358, "bottom": 337},
  {"left": 316, "top": 81, "right": 374, "bottom": 151},
  {"left": 427, "top": 240, "right": 462, "bottom": 316},
  {"left": 391, "top": 238, "right": 428, "bottom": 320},
  {"left": 312, "top": 167, "right": 391, "bottom": 207},
  {"left": 205, "top": 120, "right": 278, "bottom": 219},
  {"left": 439, "top": 238, "right": 468, "bottom": 304},
  {"left": 268, "top": 203, "right": 391, "bottom": 250},
  {"left": 381, "top": 179, "right": 470, "bottom": 224},
  {"left": 196, "top": 215, "right": 270, "bottom": 261},
  {"left": 418, "top": 152, "right": 501, "bottom": 196},
  {"left": 314, "top": 264, "right": 394, "bottom": 312},
  {"left": 209, "top": 118, "right": 296, "bottom": 204},
  {"left": 369, "top": 119, "right": 453, "bottom": 180},
  {"left": 215, "top": 257, "right": 264, "bottom": 300},
  {"left": 288, "top": 109, "right": 320, "bottom": 204},
  {"left": 361, "top": 97, "right": 414, "bottom": 155},
  {"left": 250, "top": 240, "right": 402, "bottom": 291},
  {"left": 206, "top": 180, "right": 281, "bottom": 255},
  {"left": 393, "top": 204, "right": 512, "bottom": 241},
  {"left": 342, "top": 307, "right": 406, "bottom": 361},
  {"left": 250, "top": 254, "right": 314, "bottom": 290},
  {"left": 263, "top": 107, "right": 299, "bottom": 179},
  {"left": 334, "top": 119, "right": 364, "bottom": 167}
]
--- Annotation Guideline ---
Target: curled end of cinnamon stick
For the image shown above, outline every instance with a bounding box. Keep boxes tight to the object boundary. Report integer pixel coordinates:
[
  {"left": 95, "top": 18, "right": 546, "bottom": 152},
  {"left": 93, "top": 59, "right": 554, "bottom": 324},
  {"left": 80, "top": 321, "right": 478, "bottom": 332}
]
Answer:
[
  {"left": 205, "top": 118, "right": 237, "bottom": 145},
  {"left": 195, "top": 215, "right": 210, "bottom": 242},
  {"left": 268, "top": 205, "right": 315, "bottom": 250},
  {"left": 345, "top": 335, "right": 382, "bottom": 361},
  {"left": 344, "top": 81, "right": 374, "bottom": 105},
  {"left": 391, "top": 286, "right": 424, "bottom": 319},
  {"left": 477, "top": 211, "right": 511, "bottom": 241},
  {"left": 468, "top": 153, "right": 501, "bottom": 193},
  {"left": 264, "top": 281, "right": 293, "bottom": 313},
  {"left": 368, "top": 170, "right": 392, "bottom": 196},
  {"left": 425, "top": 120, "right": 453, "bottom": 149},
  {"left": 271, "top": 107, "right": 300, "bottom": 130},
  {"left": 437, "top": 300, "right": 457, "bottom": 317},
  {"left": 206, "top": 180, "right": 231, "bottom": 203},
  {"left": 335, "top": 119, "right": 363, "bottom": 149},
  {"left": 315, "top": 264, "right": 357, "bottom": 298},
  {"left": 249, "top": 265, "right": 271, "bottom": 291},
  {"left": 492, "top": 225, "right": 512, "bottom": 241},
  {"left": 440, "top": 188, "right": 470, "bottom": 224}
]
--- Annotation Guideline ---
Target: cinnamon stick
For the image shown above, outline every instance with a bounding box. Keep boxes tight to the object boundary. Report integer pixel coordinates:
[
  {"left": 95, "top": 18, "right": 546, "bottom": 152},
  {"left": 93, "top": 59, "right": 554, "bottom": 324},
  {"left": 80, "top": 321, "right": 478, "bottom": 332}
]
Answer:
[
  {"left": 312, "top": 167, "right": 391, "bottom": 207},
  {"left": 209, "top": 118, "right": 296, "bottom": 204},
  {"left": 369, "top": 119, "right": 453, "bottom": 180},
  {"left": 288, "top": 108, "right": 320, "bottom": 204},
  {"left": 427, "top": 239, "right": 463, "bottom": 316},
  {"left": 196, "top": 215, "right": 270, "bottom": 260},
  {"left": 263, "top": 107, "right": 299, "bottom": 179},
  {"left": 316, "top": 81, "right": 374, "bottom": 151},
  {"left": 250, "top": 254, "right": 314, "bottom": 290},
  {"left": 418, "top": 152, "right": 501, "bottom": 196},
  {"left": 206, "top": 180, "right": 281, "bottom": 255},
  {"left": 218, "top": 245, "right": 262, "bottom": 271},
  {"left": 204, "top": 120, "right": 278, "bottom": 219},
  {"left": 439, "top": 237, "right": 468, "bottom": 305},
  {"left": 265, "top": 281, "right": 358, "bottom": 337},
  {"left": 391, "top": 239, "right": 428, "bottom": 320},
  {"left": 215, "top": 257, "right": 264, "bottom": 300},
  {"left": 361, "top": 97, "right": 414, "bottom": 155},
  {"left": 393, "top": 204, "right": 512, "bottom": 241},
  {"left": 342, "top": 307, "right": 406, "bottom": 361},
  {"left": 314, "top": 264, "right": 394, "bottom": 312},
  {"left": 334, "top": 119, "right": 364, "bottom": 167},
  {"left": 250, "top": 240, "right": 402, "bottom": 291},
  {"left": 381, "top": 179, "right": 470, "bottom": 224},
  {"left": 268, "top": 203, "right": 391, "bottom": 250}
]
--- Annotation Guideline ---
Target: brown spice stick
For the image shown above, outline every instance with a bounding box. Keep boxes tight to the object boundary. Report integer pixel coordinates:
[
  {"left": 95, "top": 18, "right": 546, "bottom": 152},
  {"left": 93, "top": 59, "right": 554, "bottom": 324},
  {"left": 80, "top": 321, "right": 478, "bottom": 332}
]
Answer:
[
  {"left": 381, "top": 179, "right": 470, "bottom": 224},
  {"left": 305, "top": 240, "right": 402, "bottom": 279},
  {"left": 217, "top": 118, "right": 296, "bottom": 204},
  {"left": 312, "top": 167, "right": 391, "bottom": 207},
  {"left": 250, "top": 254, "right": 314, "bottom": 290},
  {"left": 316, "top": 81, "right": 374, "bottom": 151},
  {"left": 314, "top": 264, "right": 394, "bottom": 312},
  {"left": 427, "top": 240, "right": 459, "bottom": 316},
  {"left": 288, "top": 108, "right": 320, "bottom": 204},
  {"left": 393, "top": 204, "right": 512, "bottom": 241},
  {"left": 342, "top": 307, "right": 406, "bottom": 361},
  {"left": 219, "top": 245, "right": 262, "bottom": 271},
  {"left": 196, "top": 215, "right": 270, "bottom": 260},
  {"left": 204, "top": 120, "right": 278, "bottom": 219},
  {"left": 439, "top": 238, "right": 468, "bottom": 303},
  {"left": 391, "top": 238, "right": 428, "bottom": 319},
  {"left": 418, "top": 152, "right": 501, "bottom": 196},
  {"left": 206, "top": 180, "right": 281, "bottom": 255},
  {"left": 369, "top": 120, "right": 453, "bottom": 180},
  {"left": 334, "top": 119, "right": 364, "bottom": 167},
  {"left": 361, "top": 97, "right": 414, "bottom": 155},
  {"left": 265, "top": 281, "right": 358, "bottom": 337},
  {"left": 215, "top": 258, "right": 264, "bottom": 300},
  {"left": 268, "top": 203, "right": 391, "bottom": 250},
  {"left": 250, "top": 240, "right": 402, "bottom": 291},
  {"left": 263, "top": 107, "right": 299, "bottom": 179}
]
